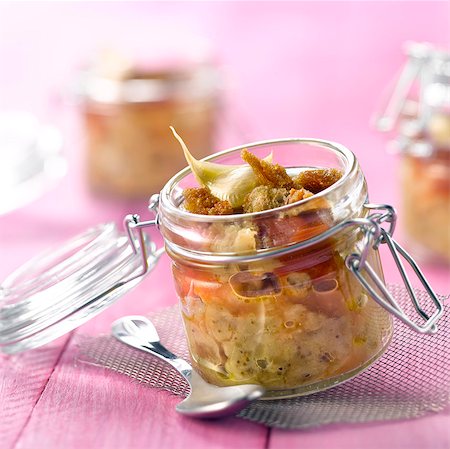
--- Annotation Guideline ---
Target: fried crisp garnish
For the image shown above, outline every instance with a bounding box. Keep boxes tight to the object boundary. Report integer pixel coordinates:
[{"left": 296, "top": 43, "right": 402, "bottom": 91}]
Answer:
[
  {"left": 243, "top": 186, "right": 289, "bottom": 213},
  {"left": 171, "top": 126, "right": 266, "bottom": 208},
  {"left": 241, "top": 149, "right": 293, "bottom": 189},
  {"left": 183, "top": 187, "right": 234, "bottom": 215},
  {"left": 243, "top": 186, "right": 314, "bottom": 213},
  {"left": 286, "top": 188, "right": 314, "bottom": 204},
  {"left": 293, "top": 169, "right": 342, "bottom": 194}
]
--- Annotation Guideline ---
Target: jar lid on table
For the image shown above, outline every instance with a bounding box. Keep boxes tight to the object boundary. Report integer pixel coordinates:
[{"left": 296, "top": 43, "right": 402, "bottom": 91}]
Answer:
[{"left": 0, "top": 219, "right": 162, "bottom": 354}]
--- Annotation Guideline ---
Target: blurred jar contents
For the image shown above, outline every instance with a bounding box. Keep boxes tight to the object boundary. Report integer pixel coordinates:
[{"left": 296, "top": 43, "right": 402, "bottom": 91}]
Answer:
[
  {"left": 376, "top": 42, "right": 450, "bottom": 264},
  {"left": 80, "top": 52, "right": 219, "bottom": 198}
]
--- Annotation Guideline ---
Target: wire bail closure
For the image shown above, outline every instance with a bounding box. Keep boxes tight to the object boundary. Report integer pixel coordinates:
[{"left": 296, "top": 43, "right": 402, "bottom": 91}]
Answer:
[
  {"left": 123, "top": 194, "right": 163, "bottom": 281},
  {"left": 347, "top": 204, "right": 443, "bottom": 334},
  {"left": 374, "top": 41, "right": 450, "bottom": 134},
  {"left": 125, "top": 196, "right": 444, "bottom": 335}
]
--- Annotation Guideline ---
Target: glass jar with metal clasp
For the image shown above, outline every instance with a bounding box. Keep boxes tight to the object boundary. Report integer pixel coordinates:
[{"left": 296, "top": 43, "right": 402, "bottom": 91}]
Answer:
[
  {"left": 375, "top": 41, "right": 450, "bottom": 264},
  {"left": 0, "top": 138, "right": 443, "bottom": 399}
]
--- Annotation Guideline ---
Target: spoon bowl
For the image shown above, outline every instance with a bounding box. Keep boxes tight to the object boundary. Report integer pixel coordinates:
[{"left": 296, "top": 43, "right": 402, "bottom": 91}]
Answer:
[{"left": 111, "top": 316, "right": 265, "bottom": 418}]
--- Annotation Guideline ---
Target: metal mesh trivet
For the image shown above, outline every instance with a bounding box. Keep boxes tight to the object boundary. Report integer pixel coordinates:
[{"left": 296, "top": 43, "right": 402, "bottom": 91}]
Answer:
[{"left": 76, "top": 284, "right": 449, "bottom": 429}]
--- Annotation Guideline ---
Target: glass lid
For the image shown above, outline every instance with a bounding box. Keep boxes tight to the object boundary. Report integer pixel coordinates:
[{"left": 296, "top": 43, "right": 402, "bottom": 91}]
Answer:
[{"left": 0, "top": 221, "right": 162, "bottom": 354}]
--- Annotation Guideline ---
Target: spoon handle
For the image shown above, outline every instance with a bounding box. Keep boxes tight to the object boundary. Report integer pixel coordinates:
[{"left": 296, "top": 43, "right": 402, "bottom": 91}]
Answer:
[
  {"left": 139, "top": 340, "right": 193, "bottom": 379},
  {"left": 112, "top": 316, "right": 194, "bottom": 381}
]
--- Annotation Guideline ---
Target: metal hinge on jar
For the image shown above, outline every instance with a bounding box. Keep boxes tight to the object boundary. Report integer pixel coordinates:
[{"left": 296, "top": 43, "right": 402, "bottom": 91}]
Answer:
[
  {"left": 346, "top": 203, "right": 443, "bottom": 334},
  {"left": 123, "top": 194, "right": 163, "bottom": 280}
]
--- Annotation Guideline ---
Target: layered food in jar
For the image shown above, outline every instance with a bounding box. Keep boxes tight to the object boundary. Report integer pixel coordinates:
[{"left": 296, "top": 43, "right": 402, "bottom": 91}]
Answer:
[{"left": 161, "top": 136, "right": 393, "bottom": 397}]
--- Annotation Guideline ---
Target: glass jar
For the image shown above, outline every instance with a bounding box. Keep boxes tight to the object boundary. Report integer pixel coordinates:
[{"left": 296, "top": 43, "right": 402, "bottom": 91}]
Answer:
[
  {"left": 79, "top": 61, "right": 218, "bottom": 198},
  {"left": 401, "top": 142, "right": 450, "bottom": 263},
  {"left": 375, "top": 42, "right": 450, "bottom": 264},
  {"left": 154, "top": 138, "right": 442, "bottom": 397},
  {"left": 158, "top": 139, "right": 392, "bottom": 397},
  {"left": 0, "top": 138, "right": 443, "bottom": 399}
]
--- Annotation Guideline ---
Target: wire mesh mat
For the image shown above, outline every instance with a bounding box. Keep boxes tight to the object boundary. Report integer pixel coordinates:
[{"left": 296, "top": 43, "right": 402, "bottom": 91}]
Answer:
[{"left": 76, "top": 284, "right": 449, "bottom": 429}]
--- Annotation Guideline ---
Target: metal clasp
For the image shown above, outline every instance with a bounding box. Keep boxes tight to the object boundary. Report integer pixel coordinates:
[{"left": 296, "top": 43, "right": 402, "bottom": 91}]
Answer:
[
  {"left": 123, "top": 194, "right": 164, "bottom": 282},
  {"left": 373, "top": 42, "right": 435, "bottom": 133},
  {"left": 374, "top": 42, "right": 450, "bottom": 136},
  {"left": 346, "top": 203, "right": 444, "bottom": 334}
]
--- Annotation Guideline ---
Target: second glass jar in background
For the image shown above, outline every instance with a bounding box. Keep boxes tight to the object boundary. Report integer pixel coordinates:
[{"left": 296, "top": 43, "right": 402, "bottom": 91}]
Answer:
[{"left": 79, "top": 53, "right": 219, "bottom": 198}]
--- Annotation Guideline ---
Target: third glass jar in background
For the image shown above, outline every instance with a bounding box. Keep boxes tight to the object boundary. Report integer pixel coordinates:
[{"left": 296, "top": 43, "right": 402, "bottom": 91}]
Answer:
[
  {"left": 79, "top": 51, "right": 219, "bottom": 198},
  {"left": 401, "top": 136, "right": 450, "bottom": 264},
  {"left": 376, "top": 42, "right": 450, "bottom": 264}
]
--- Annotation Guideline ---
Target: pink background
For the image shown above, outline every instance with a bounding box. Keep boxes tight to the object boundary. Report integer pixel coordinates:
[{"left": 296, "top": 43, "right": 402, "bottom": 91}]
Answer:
[{"left": 0, "top": 2, "right": 449, "bottom": 449}]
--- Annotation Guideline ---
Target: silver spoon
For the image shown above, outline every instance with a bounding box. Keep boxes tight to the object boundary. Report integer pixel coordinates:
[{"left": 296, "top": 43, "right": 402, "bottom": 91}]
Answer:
[{"left": 111, "top": 315, "right": 265, "bottom": 418}]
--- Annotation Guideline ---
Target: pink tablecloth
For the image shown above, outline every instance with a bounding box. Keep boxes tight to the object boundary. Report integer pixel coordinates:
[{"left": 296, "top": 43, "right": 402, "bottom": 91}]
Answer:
[{"left": 0, "top": 2, "right": 449, "bottom": 449}]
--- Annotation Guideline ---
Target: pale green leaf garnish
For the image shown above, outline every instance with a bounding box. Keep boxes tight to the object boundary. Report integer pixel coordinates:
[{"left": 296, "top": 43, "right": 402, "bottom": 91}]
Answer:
[{"left": 170, "top": 126, "right": 272, "bottom": 208}]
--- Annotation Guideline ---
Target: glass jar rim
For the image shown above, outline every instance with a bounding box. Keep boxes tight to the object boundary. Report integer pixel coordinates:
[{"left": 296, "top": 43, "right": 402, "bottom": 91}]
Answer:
[
  {"left": 159, "top": 137, "right": 357, "bottom": 223},
  {"left": 78, "top": 64, "right": 219, "bottom": 104}
]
